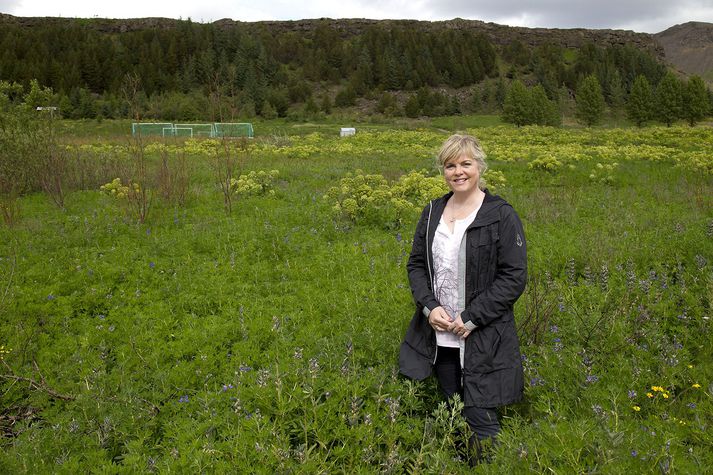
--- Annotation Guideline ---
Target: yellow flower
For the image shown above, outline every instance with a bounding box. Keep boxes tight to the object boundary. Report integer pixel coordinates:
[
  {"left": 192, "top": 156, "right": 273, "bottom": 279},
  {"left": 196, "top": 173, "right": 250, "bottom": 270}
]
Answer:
[
  {"left": 632, "top": 406, "right": 641, "bottom": 412},
  {"left": 662, "top": 393, "right": 669, "bottom": 399},
  {"left": 688, "top": 365, "right": 693, "bottom": 369},
  {"left": 692, "top": 383, "right": 701, "bottom": 389},
  {"left": 646, "top": 393, "right": 654, "bottom": 398},
  {"left": 651, "top": 386, "right": 664, "bottom": 392}
]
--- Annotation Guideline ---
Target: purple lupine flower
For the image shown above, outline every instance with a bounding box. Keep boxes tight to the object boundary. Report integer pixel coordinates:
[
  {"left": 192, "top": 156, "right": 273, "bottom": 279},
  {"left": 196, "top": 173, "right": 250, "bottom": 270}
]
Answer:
[
  {"left": 631, "top": 450, "right": 638, "bottom": 457},
  {"left": 47, "top": 294, "right": 55, "bottom": 301},
  {"left": 178, "top": 395, "right": 189, "bottom": 403},
  {"left": 149, "top": 261, "right": 155, "bottom": 269},
  {"left": 628, "top": 390, "right": 637, "bottom": 399},
  {"left": 586, "top": 374, "right": 599, "bottom": 384}
]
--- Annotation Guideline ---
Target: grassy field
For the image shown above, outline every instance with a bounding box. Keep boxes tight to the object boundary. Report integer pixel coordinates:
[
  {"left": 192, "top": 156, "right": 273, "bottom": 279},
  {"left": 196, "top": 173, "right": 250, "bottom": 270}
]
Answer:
[{"left": 1, "top": 120, "right": 712, "bottom": 473}]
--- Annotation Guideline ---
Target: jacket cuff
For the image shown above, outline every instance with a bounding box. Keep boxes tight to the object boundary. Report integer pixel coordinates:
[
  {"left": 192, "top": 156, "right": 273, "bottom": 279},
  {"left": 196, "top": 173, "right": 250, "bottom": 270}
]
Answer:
[
  {"left": 461, "top": 311, "right": 478, "bottom": 331},
  {"left": 421, "top": 299, "right": 440, "bottom": 317}
]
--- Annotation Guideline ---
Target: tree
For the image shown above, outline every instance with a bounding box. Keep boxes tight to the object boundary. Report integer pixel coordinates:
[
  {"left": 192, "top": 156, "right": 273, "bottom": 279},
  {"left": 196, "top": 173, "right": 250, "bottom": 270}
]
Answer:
[
  {"left": 23, "top": 79, "right": 53, "bottom": 109},
  {"left": 502, "top": 80, "right": 531, "bottom": 126},
  {"left": 404, "top": 94, "right": 420, "bottom": 118},
  {"left": 682, "top": 75, "right": 710, "bottom": 126},
  {"left": 575, "top": 74, "right": 605, "bottom": 126},
  {"left": 530, "top": 84, "right": 561, "bottom": 126},
  {"left": 654, "top": 72, "right": 683, "bottom": 127},
  {"left": 626, "top": 75, "right": 653, "bottom": 127}
]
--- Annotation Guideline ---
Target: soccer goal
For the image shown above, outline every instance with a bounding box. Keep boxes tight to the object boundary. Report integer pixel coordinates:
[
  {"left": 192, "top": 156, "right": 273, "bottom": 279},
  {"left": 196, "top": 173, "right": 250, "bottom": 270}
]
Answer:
[
  {"left": 132, "top": 123, "right": 174, "bottom": 137},
  {"left": 173, "top": 123, "right": 215, "bottom": 138},
  {"left": 214, "top": 122, "right": 254, "bottom": 138}
]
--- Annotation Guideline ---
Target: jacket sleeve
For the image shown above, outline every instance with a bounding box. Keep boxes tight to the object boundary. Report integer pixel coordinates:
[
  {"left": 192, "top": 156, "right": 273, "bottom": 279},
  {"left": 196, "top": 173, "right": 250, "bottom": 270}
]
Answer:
[
  {"left": 461, "top": 205, "right": 527, "bottom": 329},
  {"left": 407, "top": 203, "right": 441, "bottom": 315}
]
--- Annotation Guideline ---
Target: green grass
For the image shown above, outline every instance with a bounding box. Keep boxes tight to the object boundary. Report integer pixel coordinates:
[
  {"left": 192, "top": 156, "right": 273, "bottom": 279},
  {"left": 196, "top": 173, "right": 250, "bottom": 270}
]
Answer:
[{"left": 0, "top": 122, "right": 711, "bottom": 473}]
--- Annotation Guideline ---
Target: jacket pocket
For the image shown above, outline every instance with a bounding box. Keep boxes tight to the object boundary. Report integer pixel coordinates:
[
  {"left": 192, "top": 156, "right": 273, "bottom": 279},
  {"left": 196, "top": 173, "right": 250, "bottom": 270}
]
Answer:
[{"left": 464, "top": 319, "right": 503, "bottom": 372}]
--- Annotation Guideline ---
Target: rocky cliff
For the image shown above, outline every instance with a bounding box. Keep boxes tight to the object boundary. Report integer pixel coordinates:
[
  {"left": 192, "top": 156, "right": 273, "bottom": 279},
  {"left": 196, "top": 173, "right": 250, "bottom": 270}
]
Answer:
[
  {"left": 654, "top": 21, "right": 713, "bottom": 81},
  {"left": 0, "top": 13, "right": 665, "bottom": 59}
]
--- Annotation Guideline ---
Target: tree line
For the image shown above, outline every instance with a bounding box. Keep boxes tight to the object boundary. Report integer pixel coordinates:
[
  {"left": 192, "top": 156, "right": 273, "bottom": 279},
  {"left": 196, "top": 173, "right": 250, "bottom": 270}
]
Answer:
[
  {"left": 0, "top": 17, "right": 709, "bottom": 122},
  {"left": 502, "top": 72, "right": 712, "bottom": 127}
]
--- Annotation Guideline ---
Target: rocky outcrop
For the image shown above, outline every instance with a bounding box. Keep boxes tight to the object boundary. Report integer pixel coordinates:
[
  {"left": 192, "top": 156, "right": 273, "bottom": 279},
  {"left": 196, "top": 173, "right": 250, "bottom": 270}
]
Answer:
[
  {"left": 0, "top": 13, "right": 664, "bottom": 59},
  {"left": 654, "top": 22, "right": 713, "bottom": 81}
]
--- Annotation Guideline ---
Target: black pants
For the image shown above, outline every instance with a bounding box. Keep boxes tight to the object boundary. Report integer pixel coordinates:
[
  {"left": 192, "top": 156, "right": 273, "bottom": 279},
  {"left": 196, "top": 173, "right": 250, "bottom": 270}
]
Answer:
[{"left": 434, "top": 346, "right": 500, "bottom": 439}]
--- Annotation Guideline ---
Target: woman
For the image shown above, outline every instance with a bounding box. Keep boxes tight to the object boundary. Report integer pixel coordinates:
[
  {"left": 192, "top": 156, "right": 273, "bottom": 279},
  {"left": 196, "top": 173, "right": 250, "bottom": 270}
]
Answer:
[{"left": 399, "top": 134, "right": 527, "bottom": 462}]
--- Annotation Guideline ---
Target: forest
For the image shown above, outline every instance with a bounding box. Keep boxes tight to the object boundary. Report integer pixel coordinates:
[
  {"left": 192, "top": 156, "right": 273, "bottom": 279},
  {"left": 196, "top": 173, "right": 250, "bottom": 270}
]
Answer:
[{"left": 0, "top": 16, "right": 690, "bottom": 122}]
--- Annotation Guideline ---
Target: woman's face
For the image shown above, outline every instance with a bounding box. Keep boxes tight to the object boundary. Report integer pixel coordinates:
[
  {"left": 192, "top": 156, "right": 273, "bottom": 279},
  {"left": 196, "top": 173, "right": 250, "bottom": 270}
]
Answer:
[{"left": 443, "top": 153, "right": 480, "bottom": 195}]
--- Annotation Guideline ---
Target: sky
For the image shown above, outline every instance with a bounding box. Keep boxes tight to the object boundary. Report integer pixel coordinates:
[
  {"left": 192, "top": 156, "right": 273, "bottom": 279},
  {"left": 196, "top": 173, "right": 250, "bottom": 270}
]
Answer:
[{"left": 2, "top": 0, "right": 713, "bottom": 33}]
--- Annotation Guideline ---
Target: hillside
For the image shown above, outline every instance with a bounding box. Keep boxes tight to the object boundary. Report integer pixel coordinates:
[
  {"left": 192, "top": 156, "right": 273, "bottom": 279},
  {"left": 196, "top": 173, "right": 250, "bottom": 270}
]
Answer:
[
  {"left": 0, "top": 13, "right": 677, "bottom": 120},
  {"left": 655, "top": 21, "right": 713, "bottom": 82}
]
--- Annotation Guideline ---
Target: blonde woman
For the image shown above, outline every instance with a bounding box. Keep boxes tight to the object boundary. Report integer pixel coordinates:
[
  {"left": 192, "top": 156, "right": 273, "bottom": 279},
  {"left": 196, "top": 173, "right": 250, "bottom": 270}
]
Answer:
[{"left": 399, "top": 134, "right": 527, "bottom": 463}]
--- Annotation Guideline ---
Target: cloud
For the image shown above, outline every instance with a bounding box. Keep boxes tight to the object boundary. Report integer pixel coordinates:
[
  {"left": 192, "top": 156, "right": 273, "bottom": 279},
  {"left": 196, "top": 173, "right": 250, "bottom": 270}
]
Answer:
[
  {"left": 415, "top": 0, "right": 713, "bottom": 32},
  {"left": 2, "top": 0, "right": 712, "bottom": 32},
  {"left": 0, "top": 0, "right": 21, "bottom": 14}
]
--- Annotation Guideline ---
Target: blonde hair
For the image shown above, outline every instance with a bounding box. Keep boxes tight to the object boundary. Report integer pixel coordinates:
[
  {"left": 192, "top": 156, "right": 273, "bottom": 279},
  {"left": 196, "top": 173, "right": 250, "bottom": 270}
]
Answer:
[{"left": 436, "top": 134, "right": 488, "bottom": 176}]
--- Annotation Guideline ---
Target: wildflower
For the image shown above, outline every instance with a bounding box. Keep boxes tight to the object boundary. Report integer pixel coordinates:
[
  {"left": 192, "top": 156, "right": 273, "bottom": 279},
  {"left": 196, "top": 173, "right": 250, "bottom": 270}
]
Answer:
[
  {"left": 628, "top": 390, "right": 637, "bottom": 399},
  {"left": 592, "top": 404, "right": 604, "bottom": 416},
  {"left": 651, "top": 386, "right": 664, "bottom": 392},
  {"left": 692, "top": 383, "right": 701, "bottom": 389},
  {"left": 149, "top": 262, "right": 155, "bottom": 269},
  {"left": 687, "top": 403, "right": 696, "bottom": 409},
  {"left": 631, "top": 450, "right": 638, "bottom": 457},
  {"left": 646, "top": 393, "right": 654, "bottom": 398},
  {"left": 178, "top": 395, "right": 189, "bottom": 403},
  {"left": 395, "top": 232, "right": 402, "bottom": 242},
  {"left": 662, "top": 393, "right": 669, "bottom": 399},
  {"left": 47, "top": 294, "right": 55, "bottom": 301},
  {"left": 550, "top": 325, "right": 559, "bottom": 333},
  {"left": 585, "top": 374, "right": 599, "bottom": 384},
  {"left": 632, "top": 405, "right": 641, "bottom": 412}
]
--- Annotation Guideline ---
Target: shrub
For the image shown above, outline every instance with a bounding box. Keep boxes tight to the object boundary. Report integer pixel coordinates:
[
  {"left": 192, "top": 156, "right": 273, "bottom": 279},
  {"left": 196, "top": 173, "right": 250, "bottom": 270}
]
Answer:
[{"left": 230, "top": 170, "right": 279, "bottom": 197}]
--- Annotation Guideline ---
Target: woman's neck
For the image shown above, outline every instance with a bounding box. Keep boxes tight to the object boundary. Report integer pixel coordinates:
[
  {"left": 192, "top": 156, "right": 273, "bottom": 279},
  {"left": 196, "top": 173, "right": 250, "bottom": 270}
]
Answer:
[{"left": 450, "top": 188, "right": 484, "bottom": 206}]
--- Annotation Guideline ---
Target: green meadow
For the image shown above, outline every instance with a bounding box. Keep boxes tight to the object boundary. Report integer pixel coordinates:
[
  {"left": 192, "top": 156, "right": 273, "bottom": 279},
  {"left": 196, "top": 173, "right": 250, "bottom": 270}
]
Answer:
[{"left": 1, "top": 120, "right": 711, "bottom": 473}]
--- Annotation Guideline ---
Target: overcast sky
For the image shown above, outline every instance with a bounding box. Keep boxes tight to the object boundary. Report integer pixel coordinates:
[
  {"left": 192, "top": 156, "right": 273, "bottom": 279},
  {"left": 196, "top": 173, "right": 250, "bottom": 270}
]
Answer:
[{"left": 2, "top": 0, "right": 713, "bottom": 33}]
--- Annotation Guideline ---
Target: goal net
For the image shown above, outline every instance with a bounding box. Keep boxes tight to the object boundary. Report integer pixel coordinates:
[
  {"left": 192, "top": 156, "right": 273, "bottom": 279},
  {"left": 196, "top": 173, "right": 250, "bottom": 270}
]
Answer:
[{"left": 214, "top": 122, "right": 254, "bottom": 138}]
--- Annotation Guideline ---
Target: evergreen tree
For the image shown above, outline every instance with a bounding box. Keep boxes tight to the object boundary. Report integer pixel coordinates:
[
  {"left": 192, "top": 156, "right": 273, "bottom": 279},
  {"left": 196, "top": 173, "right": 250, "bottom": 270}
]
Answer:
[
  {"left": 626, "top": 75, "right": 653, "bottom": 127},
  {"left": 575, "top": 74, "right": 605, "bottom": 126},
  {"left": 682, "top": 75, "right": 709, "bottom": 126},
  {"left": 334, "top": 86, "right": 356, "bottom": 108},
  {"left": 320, "top": 94, "right": 332, "bottom": 114},
  {"left": 502, "top": 80, "right": 531, "bottom": 126},
  {"left": 654, "top": 72, "right": 683, "bottom": 126},
  {"left": 23, "top": 79, "right": 53, "bottom": 109},
  {"left": 530, "top": 84, "right": 561, "bottom": 126},
  {"left": 404, "top": 94, "right": 420, "bottom": 118}
]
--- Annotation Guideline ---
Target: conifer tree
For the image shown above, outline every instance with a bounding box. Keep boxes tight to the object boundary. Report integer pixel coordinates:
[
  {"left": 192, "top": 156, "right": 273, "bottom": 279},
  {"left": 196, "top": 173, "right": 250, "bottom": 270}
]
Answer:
[
  {"left": 626, "top": 75, "right": 653, "bottom": 127},
  {"left": 654, "top": 72, "right": 683, "bottom": 126},
  {"left": 575, "top": 74, "right": 605, "bottom": 126},
  {"left": 502, "top": 80, "right": 531, "bottom": 126},
  {"left": 682, "top": 75, "right": 709, "bottom": 126}
]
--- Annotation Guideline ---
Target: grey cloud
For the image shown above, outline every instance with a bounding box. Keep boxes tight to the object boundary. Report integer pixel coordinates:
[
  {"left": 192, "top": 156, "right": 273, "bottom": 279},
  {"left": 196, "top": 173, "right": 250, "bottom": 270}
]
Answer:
[
  {"left": 0, "top": 0, "right": 22, "bottom": 14},
  {"left": 412, "top": 0, "right": 710, "bottom": 32}
]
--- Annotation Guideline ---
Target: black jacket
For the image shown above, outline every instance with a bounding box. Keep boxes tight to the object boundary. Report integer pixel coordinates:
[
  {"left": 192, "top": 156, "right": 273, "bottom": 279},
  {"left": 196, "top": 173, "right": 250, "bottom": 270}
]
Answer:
[{"left": 399, "top": 190, "right": 527, "bottom": 407}]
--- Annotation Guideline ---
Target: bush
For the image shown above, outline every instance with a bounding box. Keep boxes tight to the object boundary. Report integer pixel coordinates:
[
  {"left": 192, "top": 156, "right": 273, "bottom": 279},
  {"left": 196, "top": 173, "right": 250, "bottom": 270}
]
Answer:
[{"left": 325, "top": 170, "right": 446, "bottom": 228}]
